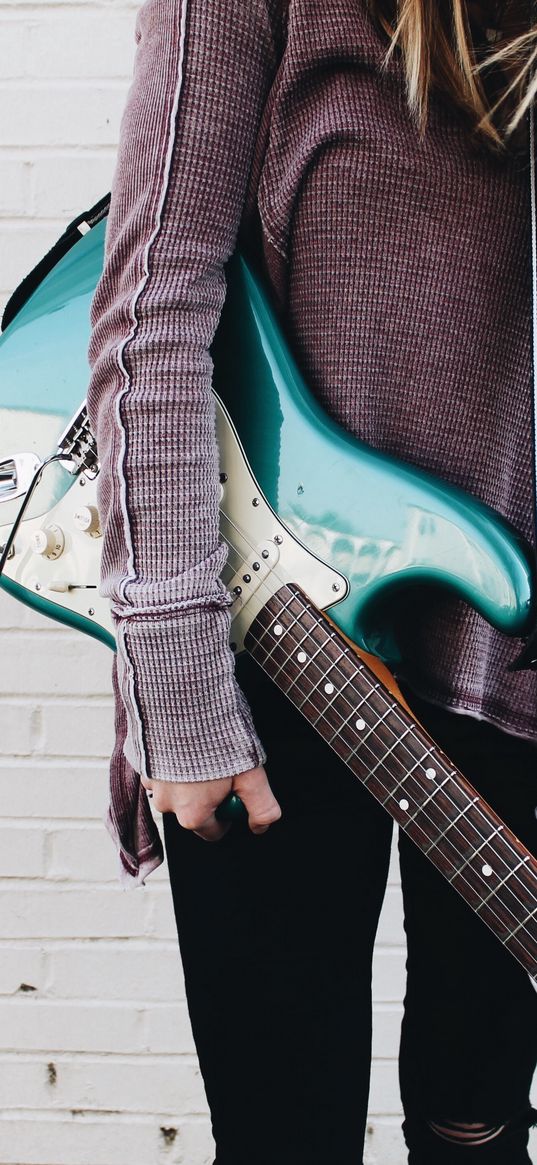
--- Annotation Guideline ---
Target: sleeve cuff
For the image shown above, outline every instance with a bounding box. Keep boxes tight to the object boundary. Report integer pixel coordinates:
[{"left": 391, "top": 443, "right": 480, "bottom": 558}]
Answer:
[{"left": 113, "top": 604, "right": 267, "bottom": 783}]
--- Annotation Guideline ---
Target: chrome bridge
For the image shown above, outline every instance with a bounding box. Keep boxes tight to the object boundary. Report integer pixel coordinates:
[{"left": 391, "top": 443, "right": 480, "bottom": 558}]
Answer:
[{"left": 55, "top": 402, "right": 99, "bottom": 479}]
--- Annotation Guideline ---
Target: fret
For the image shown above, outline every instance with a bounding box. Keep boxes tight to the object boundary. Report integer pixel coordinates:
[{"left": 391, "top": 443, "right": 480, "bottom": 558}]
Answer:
[
  {"left": 421, "top": 817, "right": 537, "bottom": 936},
  {"left": 379, "top": 746, "right": 440, "bottom": 820},
  {"left": 366, "top": 766, "right": 456, "bottom": 850},
  {"left": 244, "top": 582, "right": 537, "bottom": 980},
  {"left": 366, "top": 726, "right": 412, "bottom": 784},
  {"left": 295, "top": 648, "right": 347, "bottom": 711},
  {"left": 349, "top": 701, "right": 397, "bottom": 760},
  {"left": 255, "top": 620, "right": 314, "bottom": 689},
  {"left": 278, "top": 627, "right": 323, "bottom": 681},
  {"left": 449, "top": 828, "right": 528, "bottom": 893},
  {"left": 272, "top": 624, "right": 309, "bottom": 680},
  {"left": 254, "top": 595, "right": 299, "bottom": 652},
  {"left": 250, "top": 607, "right": 511, "bottom": 862},
  {"left": 492, "top": 897, "right": 537, "bottom": 957},
  {"left": 271, "top": 614, "right": 405, "bottom": 756},
  {"left": 397, "top": 774, "right": 452, "bottom": 825},
  {"left": 254, "top": 611, "right": 507, "bottom": 868},
  {"left": 312, "top": 670, "right": 354, "bottom": 726},
  {"left": 267, "top": 624, "right": 379, "bottom": 740},
  {"left": 281, "top": 631, "right": 323, "bottom": 690},
  {"left": 446, "top": 825, "right": 504, "bottom": 881},
  {"left": 498, "top": 894, "right": 537, "bottom": 942},
  {"left": 389, "top": 745, "right": 436, "bottom": 789},
  {"left": 424, "top": 797, "right": 481, "bottom": 855},
  {"left": 265, "top": 610, "right": 302, "bottom": 666},
  {"left": 296, "top": 668, "right": 371, "bottom": 735},
  {"left": 404, "top": 821, "right": 537, "bottom": 947},
  {"left": 480, "top": 903, "right": 537, "bottom": 959},
  {"left": 477, "top": 856, "right": 531, "bottom": 912},
  {"left": 506, "top": 907, "right": 537, "bottom": 942},
  {"left": 508, "top": 860, "right": 537, "bottom": 904},
  {"left": 449, "top": 845, "right": 536, "bottom": 930},
  {"left": 398, "top": 771, "right": 474, "bottom": 857},
  {"left": 325, "top": 686, "right": 373, "bottom": 745}
]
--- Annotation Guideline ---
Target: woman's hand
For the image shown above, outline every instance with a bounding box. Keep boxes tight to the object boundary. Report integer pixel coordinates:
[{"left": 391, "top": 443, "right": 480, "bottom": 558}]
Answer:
[{"left": 141, "top": 765, "right": 281, "bottom": 842}]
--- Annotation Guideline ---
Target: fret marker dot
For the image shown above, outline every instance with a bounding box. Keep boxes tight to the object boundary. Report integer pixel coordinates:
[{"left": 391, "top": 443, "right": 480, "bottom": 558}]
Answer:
[
  {"left": 297, "top": 651, "right": 307, "bottom": 664},
  {"left": 399, "top": 799, "right": 409, "bottom": 811},
  {"left": 273, "top": 623, "right": 283, "bottom": 636},
  {"left": 482, "top": 864, "right": 493, "bottom": 878},
  {"left": 355, "top": 718, "right": 366, "bottom": 731},
  {"left": 425, "top": 768, "right": 436, "bottom": 779},
  {"left": 324, "top": 682, "right": 335, "bottom": 694}
]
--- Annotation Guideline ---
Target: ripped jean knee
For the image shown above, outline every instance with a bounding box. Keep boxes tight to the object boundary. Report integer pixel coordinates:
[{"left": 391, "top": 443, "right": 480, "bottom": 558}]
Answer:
[
  {"left": 428, "top": 1119, "right": 507, "bottom": 1146},
  {"left": 402, "top": 1106, "right": 537, "bottom": 1163}
]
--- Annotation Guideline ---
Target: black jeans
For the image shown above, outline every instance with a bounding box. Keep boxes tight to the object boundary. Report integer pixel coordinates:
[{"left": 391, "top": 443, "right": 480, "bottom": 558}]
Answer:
[{"left": 163, "top": 650, "right": 537, "bottom": 1164}]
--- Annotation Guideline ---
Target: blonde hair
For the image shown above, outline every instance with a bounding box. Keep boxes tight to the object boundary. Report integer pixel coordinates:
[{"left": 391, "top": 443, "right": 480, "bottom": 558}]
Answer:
[{"left": 367, "top": 1, "right": 537, "bottom": 149}]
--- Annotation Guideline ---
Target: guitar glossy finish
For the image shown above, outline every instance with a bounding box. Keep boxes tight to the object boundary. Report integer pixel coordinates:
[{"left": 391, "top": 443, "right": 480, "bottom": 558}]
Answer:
[
  {"left": 0, "top": 215, "right": 535, "bottom": 664},
  {"left": 214, "top": 252, "right": 535, "bottom": 661},
  {"left": 0, "top": 221, "right": 107, "bottom": 527},
  {"left": 3, "top": 211, "right": 537, "bottom": 973}
]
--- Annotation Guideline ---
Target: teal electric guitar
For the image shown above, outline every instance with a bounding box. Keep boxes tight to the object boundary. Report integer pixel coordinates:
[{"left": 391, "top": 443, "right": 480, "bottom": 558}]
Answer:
[{"left": 1, "top": 196, "right": 537, "bottom": 980}]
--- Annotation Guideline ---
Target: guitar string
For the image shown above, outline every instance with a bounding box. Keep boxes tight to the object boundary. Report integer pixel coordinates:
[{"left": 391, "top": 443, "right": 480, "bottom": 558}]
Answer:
[
  {"left": 256, "top": 595, "right": 537, "bottom": 958},
  {"left": 220, "top": 566, "right": 537, "bottom": 969},
  {"left": 219, "top": 511, "right": 534, "bottom": 875},
  {"left": 249, "top": 585, "right": 537, "bottom": 945},
  {"left": 217, "top": 510, "right": 524, "bottom": 848},
  {"left": 217, "top": 515, "right": 537, "bottom": 929}
]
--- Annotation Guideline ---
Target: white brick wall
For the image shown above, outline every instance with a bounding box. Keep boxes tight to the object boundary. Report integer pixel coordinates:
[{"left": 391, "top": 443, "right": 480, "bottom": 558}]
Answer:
[
  {"left": 0, "top": 4, "right": 535, "bottom": 1164},
  {"left": 0, "top": 608, "right": 409, "bottom": 1165}
]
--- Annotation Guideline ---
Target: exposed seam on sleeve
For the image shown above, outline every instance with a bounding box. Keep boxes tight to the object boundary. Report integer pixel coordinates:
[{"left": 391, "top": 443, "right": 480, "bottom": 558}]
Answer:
[
  {"left": 112, "top": 0, "right": 190, "bottom": 776},
  {"left": 114, "top": 0, "right": 190, "bottom": 608}
]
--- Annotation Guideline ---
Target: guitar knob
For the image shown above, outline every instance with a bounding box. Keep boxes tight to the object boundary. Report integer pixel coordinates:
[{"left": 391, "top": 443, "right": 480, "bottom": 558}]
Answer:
[
  {"left": 73, "top": 505, "right": 101, "bottom": 537},
  {"left": 31, "top": 524, "right": 65, "bottom": 560}
]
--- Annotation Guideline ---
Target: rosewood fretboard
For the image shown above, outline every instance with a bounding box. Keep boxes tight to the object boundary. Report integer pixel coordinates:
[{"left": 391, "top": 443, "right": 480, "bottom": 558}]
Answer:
[{"left": 244, "top": 582, "right": 537, "bottom": 980}]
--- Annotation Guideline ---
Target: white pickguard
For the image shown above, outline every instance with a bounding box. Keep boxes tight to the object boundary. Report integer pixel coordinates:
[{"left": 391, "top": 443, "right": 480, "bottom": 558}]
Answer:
[{"left": 0, "top": 397, "right": 347, "bottom": 646}]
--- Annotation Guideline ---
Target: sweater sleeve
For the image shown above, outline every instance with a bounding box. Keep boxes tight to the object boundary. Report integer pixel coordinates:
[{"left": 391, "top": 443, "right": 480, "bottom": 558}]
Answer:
[{"left": 86, "top": 0, "right": 284, "bottom": 783}]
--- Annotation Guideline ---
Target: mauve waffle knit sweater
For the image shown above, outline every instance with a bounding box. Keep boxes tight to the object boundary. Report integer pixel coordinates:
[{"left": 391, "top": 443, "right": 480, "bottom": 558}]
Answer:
[{"left": 86, "top": 0, "right": 536, "bottom": 886}]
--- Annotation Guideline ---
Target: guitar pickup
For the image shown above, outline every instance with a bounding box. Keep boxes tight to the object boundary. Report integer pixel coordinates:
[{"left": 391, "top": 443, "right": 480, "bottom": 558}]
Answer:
[{"left": 226, "top": 540, "right": 280, "bottom": 611}]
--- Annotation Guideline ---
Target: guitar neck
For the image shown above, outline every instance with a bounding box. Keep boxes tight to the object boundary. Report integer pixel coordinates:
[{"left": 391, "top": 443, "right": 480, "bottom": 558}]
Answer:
[{"left": 244, "top": 582, "right": 537, "bottom": 980}]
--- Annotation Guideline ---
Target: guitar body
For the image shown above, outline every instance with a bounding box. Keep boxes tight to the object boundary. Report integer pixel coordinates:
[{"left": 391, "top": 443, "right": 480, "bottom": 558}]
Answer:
[
  {"left": 2, "top": 199, "right": 537, "bottom": 980},
  {"left": 213, "top": 254, "right": 535, "bottom": 661},
  {"left": 0, "top": 204, "right": 534, "bottom": 664}
]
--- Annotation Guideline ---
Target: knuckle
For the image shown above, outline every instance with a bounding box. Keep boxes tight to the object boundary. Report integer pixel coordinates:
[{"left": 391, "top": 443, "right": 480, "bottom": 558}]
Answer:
[
  {"left": 250, "top": 805, "right": 282, "bottom": 830},
  {"left": 179, "top": 811, "right": 206, "bottom": 832},
  {"left": 261, "top": 802, "right": 282, "bottom": 823}
]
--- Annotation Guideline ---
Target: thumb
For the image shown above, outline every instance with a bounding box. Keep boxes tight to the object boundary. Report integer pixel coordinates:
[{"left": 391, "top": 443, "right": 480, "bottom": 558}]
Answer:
[{"left": 232, "top": 766, "right": 282, "bottom": 835}]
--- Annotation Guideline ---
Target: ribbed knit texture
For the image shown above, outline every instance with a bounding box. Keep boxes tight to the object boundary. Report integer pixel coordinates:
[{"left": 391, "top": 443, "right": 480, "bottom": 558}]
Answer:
[{"left": 86, "top": 0, "right": 537, "bottom": 886}]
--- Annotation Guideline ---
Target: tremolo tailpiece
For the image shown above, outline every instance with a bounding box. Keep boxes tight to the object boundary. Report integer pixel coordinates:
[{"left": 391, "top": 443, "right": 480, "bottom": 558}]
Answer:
[{"left": 55, "top": 402, "right": 99, "bottom": 479}]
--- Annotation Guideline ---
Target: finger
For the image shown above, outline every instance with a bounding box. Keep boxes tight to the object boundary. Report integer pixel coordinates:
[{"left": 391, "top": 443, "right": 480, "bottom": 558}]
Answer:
[
  {"left": 234, "top": 771, "right": 282, "bottom": 835},
  {"left": 177, "top": 802, "right": 230, "bottom": 841},
  {"left": 189, "top": 813, "right": 229, "bottom": 843}
]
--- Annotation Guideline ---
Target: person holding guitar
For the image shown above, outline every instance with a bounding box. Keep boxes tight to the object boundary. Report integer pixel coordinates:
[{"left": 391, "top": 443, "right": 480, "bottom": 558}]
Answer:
[{"left": 86, "top": 1, "right": 537, "bottom": 1160}]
